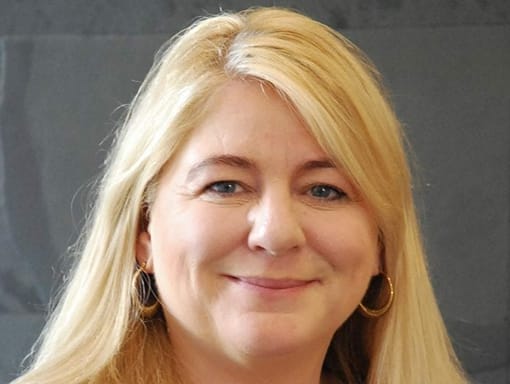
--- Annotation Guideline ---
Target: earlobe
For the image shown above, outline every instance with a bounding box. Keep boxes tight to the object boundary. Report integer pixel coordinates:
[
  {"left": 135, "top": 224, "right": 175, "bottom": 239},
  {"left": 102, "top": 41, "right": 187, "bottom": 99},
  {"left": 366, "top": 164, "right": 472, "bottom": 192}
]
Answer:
[
  {"left": 373, "top": 261, "right": 381, "bottom": 276},
  {"left": 375, "top": 233, "right": 385, "bottom": 275},
  {"left": 136, "top": 231, "right": 154, "bottom": 273}
]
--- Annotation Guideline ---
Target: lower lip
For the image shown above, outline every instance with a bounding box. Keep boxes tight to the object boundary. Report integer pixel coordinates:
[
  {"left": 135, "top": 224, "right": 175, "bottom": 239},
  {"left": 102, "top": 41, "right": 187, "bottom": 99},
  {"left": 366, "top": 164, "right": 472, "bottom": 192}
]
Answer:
[{"left": 225, "top": 276, "right": 318, "bottom": 296}]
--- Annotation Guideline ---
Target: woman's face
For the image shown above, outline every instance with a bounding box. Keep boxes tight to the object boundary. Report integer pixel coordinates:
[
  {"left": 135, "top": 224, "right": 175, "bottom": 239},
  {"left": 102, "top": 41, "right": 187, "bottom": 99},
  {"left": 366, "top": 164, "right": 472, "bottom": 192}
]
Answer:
[{"left": 137, "top": 80, "right": 380, "bottom": 364}]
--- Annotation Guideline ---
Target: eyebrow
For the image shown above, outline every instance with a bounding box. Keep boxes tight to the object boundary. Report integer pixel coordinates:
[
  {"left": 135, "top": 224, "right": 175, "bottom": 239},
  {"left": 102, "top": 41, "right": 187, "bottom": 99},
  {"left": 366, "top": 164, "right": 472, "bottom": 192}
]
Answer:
[
  {"left": 300, "top": 159, "right": 337, "bottom": 171},
  {"left": 186, "top": 155, "right": 255, "bottom": 182},
  {"left": 185, "top": 155, "right": 337, "bottom": 183}
]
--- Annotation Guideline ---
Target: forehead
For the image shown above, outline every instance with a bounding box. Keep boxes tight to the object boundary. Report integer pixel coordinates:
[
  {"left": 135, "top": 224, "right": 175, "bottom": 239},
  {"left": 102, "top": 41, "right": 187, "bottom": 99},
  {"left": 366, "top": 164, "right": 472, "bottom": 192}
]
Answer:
[{"left": 177, "top": 79, "right": 329, "bottom": 162}]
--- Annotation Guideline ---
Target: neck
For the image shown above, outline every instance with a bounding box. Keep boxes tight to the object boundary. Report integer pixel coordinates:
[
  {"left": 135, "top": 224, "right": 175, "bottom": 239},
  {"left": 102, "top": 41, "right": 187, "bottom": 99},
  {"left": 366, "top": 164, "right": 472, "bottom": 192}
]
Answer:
[
  {"left": 170, "top": 331, "right": 332, "bottom": 384},
  {"left": 179, "top": 353, "right": 331, "bottom": 384}
]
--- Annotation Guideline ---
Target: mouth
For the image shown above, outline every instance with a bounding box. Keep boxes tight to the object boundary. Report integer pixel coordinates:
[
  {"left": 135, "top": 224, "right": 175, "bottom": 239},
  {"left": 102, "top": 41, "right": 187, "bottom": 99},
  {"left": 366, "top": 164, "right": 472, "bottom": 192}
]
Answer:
[{"left": 226, "top": 276, "right": 319, "bottom": 290}]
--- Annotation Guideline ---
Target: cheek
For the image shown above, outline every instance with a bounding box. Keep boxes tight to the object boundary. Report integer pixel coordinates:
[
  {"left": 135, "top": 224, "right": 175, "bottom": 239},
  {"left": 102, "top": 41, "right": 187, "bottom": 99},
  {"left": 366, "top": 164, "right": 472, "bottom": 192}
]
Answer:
[
  {"left": 149, "top": 204, "right": 251, "bottom": 328},
  {"left": 307, "top": 208, "right": 380, "bottom": 274},
  {"left": 178, "top": 204, "right": 250, "bottom": 261},
  {"left": 149, "top": 204, "right": 249, "bottom": 283}
]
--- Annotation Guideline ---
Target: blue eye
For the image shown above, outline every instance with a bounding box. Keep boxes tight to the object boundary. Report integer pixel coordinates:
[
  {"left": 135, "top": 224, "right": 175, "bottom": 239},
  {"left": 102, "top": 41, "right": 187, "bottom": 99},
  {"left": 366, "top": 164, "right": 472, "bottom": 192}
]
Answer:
[
  {"left": 309, "top": 185, "right": 345, "bottom": 200},
  {"left": 207, "top": 181, "right": 241, "bottom": 194}
]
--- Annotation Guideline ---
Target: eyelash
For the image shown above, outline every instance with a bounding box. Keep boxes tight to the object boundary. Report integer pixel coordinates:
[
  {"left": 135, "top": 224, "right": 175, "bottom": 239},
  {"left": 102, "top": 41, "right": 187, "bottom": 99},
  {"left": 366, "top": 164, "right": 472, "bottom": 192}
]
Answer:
[
  {"left": 204, "top": 180, "right": 247, "bottom": 196},
  {"left": 306, "top": 184, "right": 347, "bottom": 201},
  {"left": 204, "top": 181, "right": 347, "bottom": 201}
]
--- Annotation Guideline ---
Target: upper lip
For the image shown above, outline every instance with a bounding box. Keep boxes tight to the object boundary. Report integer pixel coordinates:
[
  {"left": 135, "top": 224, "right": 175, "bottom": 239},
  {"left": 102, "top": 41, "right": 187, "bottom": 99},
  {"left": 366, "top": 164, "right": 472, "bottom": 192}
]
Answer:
[{"left": 227, "top": 276, "right": 318, "bottom": 289}]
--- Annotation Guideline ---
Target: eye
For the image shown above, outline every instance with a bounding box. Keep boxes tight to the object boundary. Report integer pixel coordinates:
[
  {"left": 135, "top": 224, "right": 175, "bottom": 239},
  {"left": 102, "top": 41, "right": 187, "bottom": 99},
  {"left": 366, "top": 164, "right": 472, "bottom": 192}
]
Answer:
[
  {"left": 206, "top": 181, "right": 244, "bottom": 195},
  {"left": 308, "top": 184, "right": 346, "bottom": 200}
]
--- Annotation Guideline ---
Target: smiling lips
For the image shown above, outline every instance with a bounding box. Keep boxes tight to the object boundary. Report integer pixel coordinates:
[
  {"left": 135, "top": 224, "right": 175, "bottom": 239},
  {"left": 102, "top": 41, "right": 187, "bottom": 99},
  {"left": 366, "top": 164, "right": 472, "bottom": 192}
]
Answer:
[{"left": 228, "top": 276, "right": 317, "bottom": 290}]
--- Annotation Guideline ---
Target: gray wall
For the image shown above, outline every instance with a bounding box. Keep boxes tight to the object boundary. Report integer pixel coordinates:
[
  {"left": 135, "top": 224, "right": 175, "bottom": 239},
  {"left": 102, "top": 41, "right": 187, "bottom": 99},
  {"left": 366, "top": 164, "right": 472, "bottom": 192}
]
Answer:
[{"left": 1, "top": 1, "right": 509, "bottom": 383}]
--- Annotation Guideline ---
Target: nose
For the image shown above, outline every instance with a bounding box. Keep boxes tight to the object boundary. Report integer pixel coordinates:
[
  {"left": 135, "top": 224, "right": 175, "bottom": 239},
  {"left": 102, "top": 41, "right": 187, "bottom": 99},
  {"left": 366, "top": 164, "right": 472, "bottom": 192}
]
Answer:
[{"left": 247, "top": 188, "right": 306, "bottom": 256}]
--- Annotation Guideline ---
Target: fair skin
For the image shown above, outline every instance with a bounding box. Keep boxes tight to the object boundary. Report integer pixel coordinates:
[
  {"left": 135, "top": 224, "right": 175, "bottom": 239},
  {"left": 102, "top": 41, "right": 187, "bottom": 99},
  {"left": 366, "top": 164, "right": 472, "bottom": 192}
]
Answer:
[{"left": 137, "top": 80, "right": 380, "bottom": 384}]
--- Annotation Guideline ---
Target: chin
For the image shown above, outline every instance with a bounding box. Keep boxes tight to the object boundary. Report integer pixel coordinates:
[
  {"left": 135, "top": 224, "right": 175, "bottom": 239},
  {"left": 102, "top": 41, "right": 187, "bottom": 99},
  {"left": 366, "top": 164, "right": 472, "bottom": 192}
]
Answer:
[{"left": 225, "top": 312, "right": 330, "bottom": 358}]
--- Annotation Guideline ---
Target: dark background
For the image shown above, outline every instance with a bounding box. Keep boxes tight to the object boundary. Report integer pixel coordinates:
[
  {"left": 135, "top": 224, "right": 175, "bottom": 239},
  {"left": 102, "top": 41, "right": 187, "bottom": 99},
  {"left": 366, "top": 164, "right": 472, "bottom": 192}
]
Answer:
[{"left": 0, "top": 1, "right": 509, "bottom": 383}]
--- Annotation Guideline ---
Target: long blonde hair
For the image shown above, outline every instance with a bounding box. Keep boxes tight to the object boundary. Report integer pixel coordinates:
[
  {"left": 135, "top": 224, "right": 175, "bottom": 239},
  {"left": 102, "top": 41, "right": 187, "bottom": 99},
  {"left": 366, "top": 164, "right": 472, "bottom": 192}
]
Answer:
[{"left": 13, "top": 7, "right": 467, "bottom": 384}]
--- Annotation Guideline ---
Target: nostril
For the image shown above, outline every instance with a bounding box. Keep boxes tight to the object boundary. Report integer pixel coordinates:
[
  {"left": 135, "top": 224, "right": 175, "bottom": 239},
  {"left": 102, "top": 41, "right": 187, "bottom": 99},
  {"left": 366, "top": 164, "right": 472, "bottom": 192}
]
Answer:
[{"left": 251, "top": 245, "right": 279, "bottom": 257}]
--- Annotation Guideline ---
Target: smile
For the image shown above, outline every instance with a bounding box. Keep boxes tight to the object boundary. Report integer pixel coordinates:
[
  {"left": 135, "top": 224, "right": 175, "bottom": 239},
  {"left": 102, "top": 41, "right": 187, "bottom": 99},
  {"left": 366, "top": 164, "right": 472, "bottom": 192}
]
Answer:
[{"left": 226, "top": 276, "right": 319, "bottom": 290}]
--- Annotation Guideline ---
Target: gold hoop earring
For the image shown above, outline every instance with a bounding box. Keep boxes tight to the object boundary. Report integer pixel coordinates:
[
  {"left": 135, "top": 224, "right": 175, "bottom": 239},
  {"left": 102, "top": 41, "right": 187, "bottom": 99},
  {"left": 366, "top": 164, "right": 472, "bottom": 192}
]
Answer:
[
  {"left": 132, "top": 262, "right": 160, "bottom": 319},
  {"left": 358, "top": 272, "right": 394, "bottom": 318}
]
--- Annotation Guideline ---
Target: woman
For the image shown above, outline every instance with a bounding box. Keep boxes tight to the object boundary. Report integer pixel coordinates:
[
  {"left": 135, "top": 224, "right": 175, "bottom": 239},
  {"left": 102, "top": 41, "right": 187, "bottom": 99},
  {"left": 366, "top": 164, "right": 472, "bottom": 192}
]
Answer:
[{"left": 13, "top": 7, "right": 467, "bottom": 384}]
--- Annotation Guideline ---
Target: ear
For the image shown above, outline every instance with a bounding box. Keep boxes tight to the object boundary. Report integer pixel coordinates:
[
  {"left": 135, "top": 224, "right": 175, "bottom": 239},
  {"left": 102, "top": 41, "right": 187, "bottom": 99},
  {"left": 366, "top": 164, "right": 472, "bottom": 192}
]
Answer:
[
  {"left": 373, "top": 232, "right": 385, "bottom": 276},
  {"left": 136, "top": 231, "right": 154, "bottom": 273},
  {"left": 372, "top": 259, "right": 381, "bottom": 276}
]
